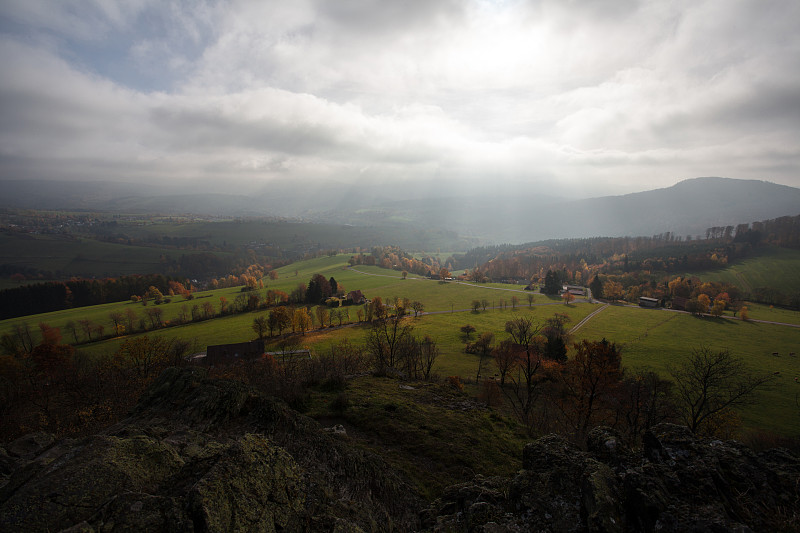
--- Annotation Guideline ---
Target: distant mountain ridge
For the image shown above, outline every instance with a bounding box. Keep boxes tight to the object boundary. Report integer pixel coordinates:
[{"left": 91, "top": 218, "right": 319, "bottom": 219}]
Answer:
[{"left": 1, "top": 177, "right": 798, "bottom": 244}]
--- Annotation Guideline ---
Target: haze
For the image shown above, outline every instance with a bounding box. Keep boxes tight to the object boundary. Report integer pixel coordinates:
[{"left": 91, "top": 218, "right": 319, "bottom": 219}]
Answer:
[{"left": 1, "top": 0, "right": 799, "bottom": 199}]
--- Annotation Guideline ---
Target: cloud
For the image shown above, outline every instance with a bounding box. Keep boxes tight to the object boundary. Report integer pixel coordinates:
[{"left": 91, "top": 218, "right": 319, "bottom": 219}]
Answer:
[{"left": 0, "top": 0, "right": 799, "bottom": 198}]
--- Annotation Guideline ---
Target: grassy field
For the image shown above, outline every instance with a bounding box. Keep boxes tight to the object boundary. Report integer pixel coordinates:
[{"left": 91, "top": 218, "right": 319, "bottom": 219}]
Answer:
[
  {"left": 4, "top": 254, "right": 800, "bottom": 438},
  {"left": 688, "top": 245, "right": 800, "bottom": 295},
  {"left": 573, "top": 304, "right": 800, "bottom": 437}
]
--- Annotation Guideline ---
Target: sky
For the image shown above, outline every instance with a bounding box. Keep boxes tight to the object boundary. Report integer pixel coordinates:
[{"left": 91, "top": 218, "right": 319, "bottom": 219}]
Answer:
[{"left": 1, "top": 0, "right": 799, "bottom": 199}]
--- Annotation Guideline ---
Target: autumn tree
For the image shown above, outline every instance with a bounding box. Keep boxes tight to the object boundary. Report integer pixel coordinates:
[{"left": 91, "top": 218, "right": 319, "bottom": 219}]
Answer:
[
  {"left": 559, "top": 339, "right": 622, "bottom": 442},
  {"left": 668, "top": 347, "right": 773, "bottom": 436},
  {"left": 114, "top": 335, "right": 171, "bottom": 379},
  {"left": 603, "top": 281, "right": 624, "bottom": 301},
  {"left": 109, "top": 312, "right": 124, "bottom": 336},
  {"left": 527, "top": 293, "right": 535, "bottom": 307},
  {"left": 144, "top": 307, "right": 164, "bottom": 329},
  {"left": 269, "top": 306, "right": 292, "bottom": 336},
  {"left": 503, "top": 317, "right": 545, "bottom": 428},
  {"left": 268, "top": 270, "right": 279, "bottom": 280},
  {"left": 439, "top": 267, "right": 450, "bottom": 281},
  {"left": 292, "top": 307, "right": 312, "bottom": 335},
  {"left": 511, "top": 295, "right": 519, "bottom": 309},
  {"left": 315, "top": 306, "right": 330, "bottom": 329},
  {"left": 252, "top": 316, "right": 269, "bottom": 340},
  {"left": 306, "top": 274, "right": 332, "bottom": 304},
  {"left": 411, "top": 301, "right": 424, "bottom": 317},
  {"left": 493, "top": 340, "right": 517, "bottom": 386},
  {"left": 460, "top": 324, "right": 476, "bottom": 341},
  {"left": 124, "top": 308, "right": 138, "bottom": 333},
  {"left": 562, "top": 291, "right": 574, "bottom": 305}
]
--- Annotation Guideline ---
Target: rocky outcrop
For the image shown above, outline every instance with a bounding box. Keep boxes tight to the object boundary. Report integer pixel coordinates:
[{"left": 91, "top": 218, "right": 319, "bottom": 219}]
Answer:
[
  {"left": 423, "top": 425, "right": 800, "bottom": 532},
  {"left": 2, "top": 368, "right": 799, "bottom": 532},
  {"left": 0, "top": 367, "right": 420, "bottom": 532}
]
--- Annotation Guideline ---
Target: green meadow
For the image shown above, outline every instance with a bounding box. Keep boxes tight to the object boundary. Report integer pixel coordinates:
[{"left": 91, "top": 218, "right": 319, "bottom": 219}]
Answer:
[
  {"left": 688, "top": 245, "right": 800, "bottom": 295},
  {"left": 3, "top": 253, "right": 800, "bottom": 437}
]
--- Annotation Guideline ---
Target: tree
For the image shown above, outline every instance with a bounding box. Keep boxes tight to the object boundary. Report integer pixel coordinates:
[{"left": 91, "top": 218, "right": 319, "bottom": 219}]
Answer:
[
  {"left": 315, "top": 306, "right": 330, "bottom": 329},
  {"left": 617, "top": 370, "right": 675, "bottom": 445},
  {"left": 474, "top": 332, "right": 494, "bottom": 382},
  {"left": 411, "top": 301, "right": 424, "bottom": 317},
  {"left": 109, "top": 312, "right": 124, "bottom": 336},
  {"left": 527, "top": 294, "right": 535, "bottom": 307},
  {"left": 145, "top": 307, "right": 164, "bottom": 329},
  {"left": 493, "top": 340, "right": 517, "bottom": 386},
  {"left": 268, "top": 270, "right": 279, "bottom": 280},
  {"left": 542, "top": 270, "right": 561, "bottom": 295},
  {"left": 562, "top": 291, "right": 574, "bottom": 305},
  {"left": 668, "top": 347, "right": 773, "bottom": 436},
  {"left": 269, "top": 306, "right": 292, "bottom": 335},
  {"left": 471, "top": 300, "right": 481, "bottom": 313},
  {"left": 401, "top": 270, "right": 408, "bottom": 280},
  {"left": 511, "top": 295, "right": 519, "bottom": 309},
  {"left": 306, "top": 273, "right": 332, "bottom": 304},
  {"left": 503, "top": 317, "right": 545, "bottom": 427},
  {"left": 252, "top": 316, "right": 269, "bottom": 340},
  {"left": 460, "top": 324, "right": 476, "bottom": 341},
  {"left": 589, "top": 276, "right": 603, "bottom": 299},
  {"left": 125, "top": 309, "right": 138, "bottom": 334},
  {"left": 64, "top": 320, "right": 80, "bottom": 344},
  {"left": 292, "top": 307, "right": 312, "bottom": 335},
  {"left": 77, "top": 319, "right": 93, "bottom": 342},
  {"left": 439, "top": 267, "right": 450, "bottom": 281},
  {"left": 114, "top": 335, "right": 171, "bottom": 379},
  {"left": 481, "top": 299, "right": 489, "bottom": 311},
  {"left": 419, "top": 335, "right": 439, "bottom": 380},
  {"left": 603, "top": 281, "right": 624, "bottom": 301},
  {"left": 710, "top": 299, "right": 726, "bottom": 317},
  {"left": 366, "top": 306, "right": 414, "bottom": 370},
  {"left": 740, "top": 305, "right": 749, "bottom": 321},
  {"left": 559, "top": 339, "right": 622, "bottom": 441},
  {"left": 38, "top": 322, "right": 62, "bottom": 345},
  {"left": 697, "top": 294, "right": 711, "bottom": 314}
]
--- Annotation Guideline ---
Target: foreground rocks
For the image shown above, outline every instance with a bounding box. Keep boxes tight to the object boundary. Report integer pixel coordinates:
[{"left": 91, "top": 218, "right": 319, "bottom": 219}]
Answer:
[
  {"left": 1, "top": 368, "right": 798, "bottom": 532},
  {"left": 423, "top": 426, "right": 800, "bottom": 532},
  {"left": 0, "top": 367, "right": 420, "bottom": 532}
]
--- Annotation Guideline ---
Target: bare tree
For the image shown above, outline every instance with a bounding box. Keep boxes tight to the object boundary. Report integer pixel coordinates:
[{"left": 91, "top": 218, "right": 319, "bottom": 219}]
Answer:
[{"left": 668, "top": 347, "right": 773, "bottom": 436}]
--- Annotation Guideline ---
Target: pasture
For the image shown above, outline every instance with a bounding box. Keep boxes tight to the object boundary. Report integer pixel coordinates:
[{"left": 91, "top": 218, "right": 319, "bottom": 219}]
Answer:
[
  {"left": 3, "top": 253, "right": 800, "bottom": 437},
  {"left": 688, "top": 245, "right": 800, "bottom": 296}
]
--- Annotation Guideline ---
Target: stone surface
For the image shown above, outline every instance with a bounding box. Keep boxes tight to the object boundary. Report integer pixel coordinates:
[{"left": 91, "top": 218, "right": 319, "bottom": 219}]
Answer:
[
  {"left": 0, "top": 367, "right": 420, "bottom": 532},
  {"left": 423, "top": 424, "right": 800, "bottom": 532},
  {"left": 2, "top": 368, "right": 799, "bottom": 532}
]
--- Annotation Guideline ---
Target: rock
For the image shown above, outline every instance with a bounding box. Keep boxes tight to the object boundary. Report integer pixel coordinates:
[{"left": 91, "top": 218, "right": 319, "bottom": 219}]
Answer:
[
  {"left": 323, "top": 424, "right": 347, "bottom": 436},
  {"left": 0, "top": 367, "right": 421, "bottom": 532},
  {"left": 424, "top": 424, "right": 800, "bottom": 532},
  {"left": 6, "top": 432, "right": 55, "bottom": 459}
]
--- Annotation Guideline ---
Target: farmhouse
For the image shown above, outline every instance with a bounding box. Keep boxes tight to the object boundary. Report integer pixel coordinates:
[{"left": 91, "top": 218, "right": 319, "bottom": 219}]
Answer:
[
  {"left": 204, "top": 340, "right": 265, "bottom": 366},
  {"left": 346, "top": 290, "right": 366, "bottom": 304},
  {"left": 639, "top": 296, "right": 660, "bottom": 308},
  {"left": 562, "top": 285, "right": 586, "bottom": 296}
]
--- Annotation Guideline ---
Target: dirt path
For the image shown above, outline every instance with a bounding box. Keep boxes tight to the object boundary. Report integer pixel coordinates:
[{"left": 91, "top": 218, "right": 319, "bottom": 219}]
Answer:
[{"left": 569, "top": 304, "right": 608, "bottom": 334}]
